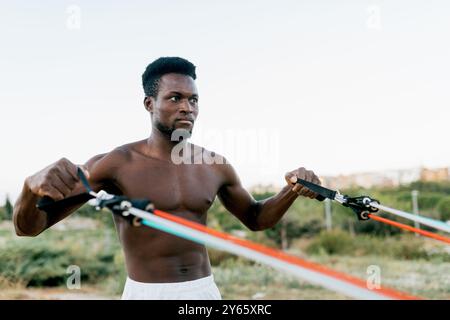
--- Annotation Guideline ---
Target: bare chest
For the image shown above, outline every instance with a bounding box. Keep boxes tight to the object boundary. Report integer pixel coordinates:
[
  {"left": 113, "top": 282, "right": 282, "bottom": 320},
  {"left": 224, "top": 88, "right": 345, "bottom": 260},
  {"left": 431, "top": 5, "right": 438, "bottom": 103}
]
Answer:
[{"left": 114, "top": 157, "right": 222, "bottom": 215}]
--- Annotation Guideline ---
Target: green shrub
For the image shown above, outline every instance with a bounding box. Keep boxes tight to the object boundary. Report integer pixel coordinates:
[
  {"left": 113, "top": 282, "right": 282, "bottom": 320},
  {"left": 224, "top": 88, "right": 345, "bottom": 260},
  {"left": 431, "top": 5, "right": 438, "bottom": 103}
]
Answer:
[
  {"left": 436, "top": 196, "right": 450, "bottom": 221},
  {"left": 415, "top": 194, "right": 443, "bottom": 210},
  {"left": 409, "top": 181, "right": 450, "bottom": 194},
  {"left": 0, "top": 207, "right": 7, "bottom": 221},
  {"left": 100, "top": 251, "right": 127, "bottom": 295},
  {"left": 389, "top": 239, "right": 429, "bottom": 260},
  {"left": 304, "top": 231, "right": 439, "bottom": 261},
  {"left": 207, "top": 248, "right": 237, "bottom": 266},
  {"left": 263, "top": 218, "right": 323, "bottom": 247},
  {"left": 306, "top": 230, "right": 355, "bottom": 255},
  {"left": 351, "top": 213, "right": 402, "bottom": 236},
  {"left": 0, "top": 230, "right": 122, "bottom": 287},
  {"left": 0, "top": 241, "right": 71, "bottom": 286},
  {"left": 73, "top": 205, "right": 115, "bottom": 228}
]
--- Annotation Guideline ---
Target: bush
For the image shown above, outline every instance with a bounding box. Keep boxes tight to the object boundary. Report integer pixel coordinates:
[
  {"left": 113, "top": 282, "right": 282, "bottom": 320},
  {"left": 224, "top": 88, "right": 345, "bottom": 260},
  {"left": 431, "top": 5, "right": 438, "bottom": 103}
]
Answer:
[
  {"left": 0, "top": 241, "right": 72, "bottom": 286},
  {"left": 415, "top": 194, "right": 443, "bottom": 210},
  {"left": 436, "top": 196, "right": 450, "bottom": 221},
  {"left": 351, "top": 213, "right": 402, "bottom": 236},
  {"left": 0, "top": 207, "right": 7, "bottom": 221},
  {"left": 101, "top": 251, "right": 128, "bottom": 295},
  {"left": 73, "top": 205, "right": 115, "bottom": 228},
  {"left": 389, "top": 238, "right": 429, "bottom": 260},
  {"left": 263, "top": 218, "right": 323, "bottom": 248},
  {"left": 0, "top": 230, "right": 122, "bottom": 287},
  {"left": 304, "top": 231, "right": 440, "bottom": 261},
  {"left": 207, "top": 248, "right": 237, "bottom": 266},
  {"left": 306, "top": 230, "right": 355, "bottom": 255},
  {"left": 409, "top": 181, "right": 450, "bottom": 194}
]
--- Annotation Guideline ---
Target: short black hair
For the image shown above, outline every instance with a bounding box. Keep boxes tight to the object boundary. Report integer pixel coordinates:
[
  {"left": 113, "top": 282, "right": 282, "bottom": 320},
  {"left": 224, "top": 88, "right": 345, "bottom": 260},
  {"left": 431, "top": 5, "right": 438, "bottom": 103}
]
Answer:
[{"left": 142, "top": 57, "right": 197, "bottom": 97}]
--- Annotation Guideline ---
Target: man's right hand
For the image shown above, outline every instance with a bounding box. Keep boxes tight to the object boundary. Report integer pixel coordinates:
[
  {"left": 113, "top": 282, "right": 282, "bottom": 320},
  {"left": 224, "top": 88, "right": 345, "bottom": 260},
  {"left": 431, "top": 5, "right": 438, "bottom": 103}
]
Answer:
[{"left": 25, "top": 158, "right": 89, "bottom": 201}]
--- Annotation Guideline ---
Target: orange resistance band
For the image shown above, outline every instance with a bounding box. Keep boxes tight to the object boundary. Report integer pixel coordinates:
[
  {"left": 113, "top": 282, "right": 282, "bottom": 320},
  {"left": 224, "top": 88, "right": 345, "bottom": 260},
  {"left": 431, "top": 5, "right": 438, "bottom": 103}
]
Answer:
[
  {"left": 368, "top": 214, "right": 450, "bottom": 245},
  {"left": 154, "top": 209, "right": 420, "bottom": 300}
]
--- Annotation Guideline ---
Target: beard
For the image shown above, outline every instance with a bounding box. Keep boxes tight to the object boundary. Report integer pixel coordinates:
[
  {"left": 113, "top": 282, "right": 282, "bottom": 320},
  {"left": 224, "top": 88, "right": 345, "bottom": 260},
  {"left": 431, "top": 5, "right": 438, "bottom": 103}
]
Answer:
[
  {"left": 155, "top": 121, "right": 176, "bottom": 137},
  {"left": 155, "top": 121, "right": 193, "bottom": 142}
]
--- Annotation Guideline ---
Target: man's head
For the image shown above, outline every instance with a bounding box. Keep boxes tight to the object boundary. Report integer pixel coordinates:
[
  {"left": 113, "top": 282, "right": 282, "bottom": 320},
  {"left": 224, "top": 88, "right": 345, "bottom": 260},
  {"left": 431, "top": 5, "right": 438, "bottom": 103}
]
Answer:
[{"left": 142, "top": 57, "right": 199, "bottom": 138}]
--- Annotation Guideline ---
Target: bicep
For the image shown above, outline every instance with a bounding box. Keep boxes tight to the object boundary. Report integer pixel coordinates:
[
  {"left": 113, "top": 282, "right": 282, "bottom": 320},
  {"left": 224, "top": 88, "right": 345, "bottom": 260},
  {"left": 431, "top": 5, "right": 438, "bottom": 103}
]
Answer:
[{"left": 217, "top": 163, "right": 260, "bottom": 229}]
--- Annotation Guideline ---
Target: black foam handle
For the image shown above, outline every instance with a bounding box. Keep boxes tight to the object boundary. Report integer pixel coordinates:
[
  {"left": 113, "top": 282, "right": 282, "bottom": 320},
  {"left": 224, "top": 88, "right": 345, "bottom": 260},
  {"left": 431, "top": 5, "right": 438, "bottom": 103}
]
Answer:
[
  {"left": 315, "top": 195, "right": 326, "bottom": 202},
  {"left": 36, "top": 193, "right": 94, "bottom": 214},
  {"left": 37, "top": 196, "right": 56, "bottom": 210}
]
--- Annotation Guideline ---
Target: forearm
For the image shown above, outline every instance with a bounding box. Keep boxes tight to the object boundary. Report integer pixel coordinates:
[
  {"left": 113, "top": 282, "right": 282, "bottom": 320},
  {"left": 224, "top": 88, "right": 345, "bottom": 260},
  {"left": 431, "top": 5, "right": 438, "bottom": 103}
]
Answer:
[
  {"left": 251, "top": 185, "right": 298, "bottom": 231},
  {"left": 13, "top": 180, "right": 48, "bottom": 236},
  {"left": 14, "top": 180, "right": 84, "bottom": 237}
]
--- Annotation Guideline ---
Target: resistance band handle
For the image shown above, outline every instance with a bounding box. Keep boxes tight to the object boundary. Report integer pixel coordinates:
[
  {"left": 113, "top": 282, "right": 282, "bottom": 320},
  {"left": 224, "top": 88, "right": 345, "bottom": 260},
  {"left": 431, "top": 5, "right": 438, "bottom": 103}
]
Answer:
[
  {"left": 289, "top": 176, "right": 327, "bottom": 202},
  {"left": 37, "top": 196, "right": 56, "bottom": 210},
  {"left": 36, "top": 193, "right": 94, "bottom": 214},
  {"left": 36, "top": 166, "right": 94, "bottom": 213},
  {"left": 315, "top": 194, "right": 326, "bottom": 201}
]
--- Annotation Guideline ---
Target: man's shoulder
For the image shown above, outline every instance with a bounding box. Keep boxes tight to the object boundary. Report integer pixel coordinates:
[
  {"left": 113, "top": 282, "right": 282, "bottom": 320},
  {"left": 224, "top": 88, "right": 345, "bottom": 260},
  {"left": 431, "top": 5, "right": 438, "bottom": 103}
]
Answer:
[{"left": 85, "top": 140, "right": 142, "bottom": 171}]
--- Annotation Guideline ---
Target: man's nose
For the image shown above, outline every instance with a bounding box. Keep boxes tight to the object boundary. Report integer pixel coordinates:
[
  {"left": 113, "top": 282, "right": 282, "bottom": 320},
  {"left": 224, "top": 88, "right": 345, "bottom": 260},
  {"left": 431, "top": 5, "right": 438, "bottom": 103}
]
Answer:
[{"left": 179, "top": 99, "right": 194, "bottom": 113}]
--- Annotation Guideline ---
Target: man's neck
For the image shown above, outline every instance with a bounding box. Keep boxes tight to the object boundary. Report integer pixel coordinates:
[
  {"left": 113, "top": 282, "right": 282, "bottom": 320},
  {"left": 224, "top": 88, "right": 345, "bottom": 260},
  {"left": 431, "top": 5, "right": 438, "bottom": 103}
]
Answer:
[{"left": 146, "top": 128, "right": 186, "bottom": 161}]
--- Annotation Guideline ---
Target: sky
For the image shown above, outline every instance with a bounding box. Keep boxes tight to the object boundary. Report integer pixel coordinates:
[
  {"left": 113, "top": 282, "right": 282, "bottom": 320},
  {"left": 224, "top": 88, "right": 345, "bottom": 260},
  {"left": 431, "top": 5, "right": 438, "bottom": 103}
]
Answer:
[{"left": 1, "top": 0, "right": 449, "bottom": 203}]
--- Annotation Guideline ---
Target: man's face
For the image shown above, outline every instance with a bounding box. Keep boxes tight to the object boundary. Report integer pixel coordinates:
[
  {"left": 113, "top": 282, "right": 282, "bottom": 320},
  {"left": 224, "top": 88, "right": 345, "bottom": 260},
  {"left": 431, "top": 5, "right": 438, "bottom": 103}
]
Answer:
[{"left": 146, "top": 73, "right": 199, "bottom": 138}]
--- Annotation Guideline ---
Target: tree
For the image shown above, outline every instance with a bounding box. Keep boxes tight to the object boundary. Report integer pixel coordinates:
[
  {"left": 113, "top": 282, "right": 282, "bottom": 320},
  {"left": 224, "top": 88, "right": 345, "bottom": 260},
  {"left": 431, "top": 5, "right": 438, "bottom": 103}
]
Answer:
[
  {"left": 0, "top": 207, "right": 6, "bottom": 221},
  {"left": 4, "top": 195, "right": 13, "bottom": 220}
]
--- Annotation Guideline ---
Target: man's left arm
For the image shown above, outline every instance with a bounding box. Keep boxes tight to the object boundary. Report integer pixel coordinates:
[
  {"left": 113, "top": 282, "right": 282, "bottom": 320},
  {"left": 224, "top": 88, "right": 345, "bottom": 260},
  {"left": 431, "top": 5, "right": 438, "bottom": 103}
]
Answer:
[{"left": 217, "top": 163, "right": 321, "bottom": 231}]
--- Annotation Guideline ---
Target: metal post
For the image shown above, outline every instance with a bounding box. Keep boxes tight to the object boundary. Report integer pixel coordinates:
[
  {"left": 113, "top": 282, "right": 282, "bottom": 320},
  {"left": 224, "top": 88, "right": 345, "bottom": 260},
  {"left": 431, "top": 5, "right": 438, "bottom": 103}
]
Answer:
[
  {"left": 411, "top": 190, "right": 420, "bottom": 236},
  {"left": 325, "top": 198, "right": 332, "bottom": 231}
]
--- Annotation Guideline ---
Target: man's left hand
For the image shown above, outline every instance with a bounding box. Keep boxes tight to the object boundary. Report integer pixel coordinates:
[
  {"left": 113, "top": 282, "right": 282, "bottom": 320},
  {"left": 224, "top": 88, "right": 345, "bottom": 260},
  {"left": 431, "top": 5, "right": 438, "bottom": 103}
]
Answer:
[{"left": 285, "top": 167, "right": 321, "bottom": 199}]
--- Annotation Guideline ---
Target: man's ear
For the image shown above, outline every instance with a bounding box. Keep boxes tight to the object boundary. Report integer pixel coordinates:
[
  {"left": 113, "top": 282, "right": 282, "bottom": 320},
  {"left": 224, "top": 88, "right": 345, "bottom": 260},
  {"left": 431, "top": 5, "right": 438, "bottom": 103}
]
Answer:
[{"left": 144, "top": 96, "right": 154, "bottom": 113}]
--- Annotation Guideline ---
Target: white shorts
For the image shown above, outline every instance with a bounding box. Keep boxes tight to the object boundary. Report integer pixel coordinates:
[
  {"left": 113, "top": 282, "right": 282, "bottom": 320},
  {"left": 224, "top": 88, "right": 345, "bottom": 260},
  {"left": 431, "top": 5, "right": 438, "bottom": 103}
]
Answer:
[{"left": 121, "top": 274, "right": 222, "bottom": 300}]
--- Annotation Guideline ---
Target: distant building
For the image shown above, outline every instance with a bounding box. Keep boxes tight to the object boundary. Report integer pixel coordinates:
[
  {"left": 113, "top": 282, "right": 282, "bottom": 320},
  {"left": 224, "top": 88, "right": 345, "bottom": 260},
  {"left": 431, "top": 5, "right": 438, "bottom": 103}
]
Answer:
[
  {"left": 248, "top": 166, "right": 449, "bottom": 192},
  {"left": 321, "top": 167, "right": 449, "bottom": 189},
  {"left": 421, "top": 167, "right": 449, "bottom": 182}
]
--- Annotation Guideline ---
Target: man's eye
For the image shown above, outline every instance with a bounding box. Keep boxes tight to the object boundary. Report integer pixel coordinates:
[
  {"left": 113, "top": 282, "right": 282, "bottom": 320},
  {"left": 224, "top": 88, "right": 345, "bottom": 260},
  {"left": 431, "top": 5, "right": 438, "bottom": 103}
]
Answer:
[
  {"left": 170, "top": 96, "right": 180, "bottom": 102},
  {"left": 189, "top": 97, "right": 198, "bottom": 104}
]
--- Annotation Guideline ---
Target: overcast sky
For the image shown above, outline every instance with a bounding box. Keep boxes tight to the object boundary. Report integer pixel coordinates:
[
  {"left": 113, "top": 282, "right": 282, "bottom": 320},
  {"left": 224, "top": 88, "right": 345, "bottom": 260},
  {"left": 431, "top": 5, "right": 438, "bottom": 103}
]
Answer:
[{"left": 1, "top": 0, "right": 449, "bottom": 202}]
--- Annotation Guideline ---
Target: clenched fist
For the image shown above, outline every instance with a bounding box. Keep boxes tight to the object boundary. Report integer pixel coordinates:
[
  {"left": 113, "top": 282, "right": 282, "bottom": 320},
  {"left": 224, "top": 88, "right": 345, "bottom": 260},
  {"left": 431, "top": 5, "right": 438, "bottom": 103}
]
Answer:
[
  {"left": 285, "top": 167, "right": 321, "bottom": 199},
  {"left": 25, "top": 158, "right": 89, "bottom": 201}
]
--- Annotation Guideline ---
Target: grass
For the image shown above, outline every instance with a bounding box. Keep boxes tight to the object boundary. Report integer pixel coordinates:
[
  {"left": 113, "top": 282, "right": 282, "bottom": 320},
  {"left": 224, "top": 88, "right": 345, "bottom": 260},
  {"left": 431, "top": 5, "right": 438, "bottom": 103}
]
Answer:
[
  {"left": 0, "top": 218, "right": 449, "bottom": 300},
  {"left": 209, "top": 254, "right": 450, "bottom": 299}
]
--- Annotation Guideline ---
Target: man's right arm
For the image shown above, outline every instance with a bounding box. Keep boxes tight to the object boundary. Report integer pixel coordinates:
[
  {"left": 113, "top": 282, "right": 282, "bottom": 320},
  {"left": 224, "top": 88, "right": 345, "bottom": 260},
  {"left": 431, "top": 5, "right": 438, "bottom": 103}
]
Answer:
[{"left": 13, "top": 154, "right": 107, "bottom": 237}]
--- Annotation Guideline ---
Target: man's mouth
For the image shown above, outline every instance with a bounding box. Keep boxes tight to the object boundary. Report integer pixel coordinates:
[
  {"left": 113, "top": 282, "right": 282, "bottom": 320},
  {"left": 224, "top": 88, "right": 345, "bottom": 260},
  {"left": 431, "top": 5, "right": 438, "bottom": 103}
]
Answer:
[{"left": 176, "top": 119, "right": 194, "bottom": 125}]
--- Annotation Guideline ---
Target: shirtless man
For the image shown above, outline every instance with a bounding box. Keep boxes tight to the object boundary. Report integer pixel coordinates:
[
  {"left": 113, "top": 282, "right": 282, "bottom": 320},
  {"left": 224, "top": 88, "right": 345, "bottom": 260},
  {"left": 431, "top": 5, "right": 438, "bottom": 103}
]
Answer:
[{"left": 13, "top": 57, "right": 321, "bottom": 299}]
